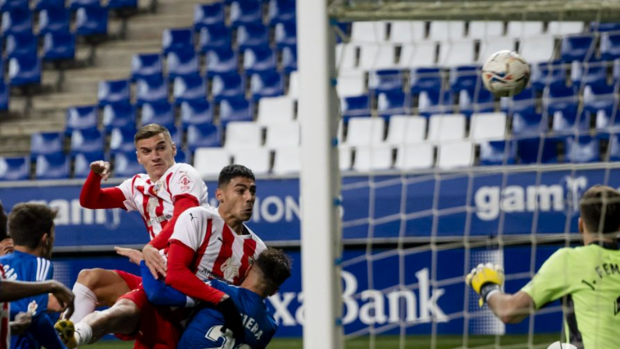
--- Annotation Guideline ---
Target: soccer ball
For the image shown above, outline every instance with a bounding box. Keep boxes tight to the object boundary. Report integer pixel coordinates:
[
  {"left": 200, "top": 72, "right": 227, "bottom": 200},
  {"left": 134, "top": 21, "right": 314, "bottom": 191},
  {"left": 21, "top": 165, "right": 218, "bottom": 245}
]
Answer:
[
  {"left": 481, "top": 50, "right": 530, "bottom": 97},
  {"left": 547, "top": 342, "right": 578, "bottom": 349}
]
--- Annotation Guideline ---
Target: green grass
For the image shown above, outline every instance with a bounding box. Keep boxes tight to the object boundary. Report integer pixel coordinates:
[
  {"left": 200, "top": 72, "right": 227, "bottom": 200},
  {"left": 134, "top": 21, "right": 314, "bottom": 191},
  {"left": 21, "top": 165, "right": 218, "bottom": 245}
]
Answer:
[{"left": 89, "top": 334, "right": 562, "bottom": 349}]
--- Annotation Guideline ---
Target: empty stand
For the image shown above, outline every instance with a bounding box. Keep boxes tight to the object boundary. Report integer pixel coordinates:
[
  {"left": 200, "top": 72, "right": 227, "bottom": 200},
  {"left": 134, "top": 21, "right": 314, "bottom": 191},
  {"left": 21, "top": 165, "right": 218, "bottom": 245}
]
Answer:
[
  {"left": 272, "top": 147, "right": 300, "bottom": 175},
  {"left": 231, "top": 147, "right": 271, "bottom": 174},
  {"left": 257, "top": 96, "right": 295, "bottom": 125},
  {"left": 395, "top": 143, "right": 434, "bottom": 170},
  {"left": 343, "top": 118, "right": 385, "bottom": 147},
  {"left": 225, "top": 122, "right": 262, "bottom": 150},
  {"left": 427, "top": 114, "right": 466, "bottom": 142},
  {"left": 437, "top": 140, "right": 474, "bottom": 169},
  {"left": 193, "top": 147, "right": 231, "bottom": 177},
  {"left": 265, "top": 121, "right": 299, "bottom": 148}
]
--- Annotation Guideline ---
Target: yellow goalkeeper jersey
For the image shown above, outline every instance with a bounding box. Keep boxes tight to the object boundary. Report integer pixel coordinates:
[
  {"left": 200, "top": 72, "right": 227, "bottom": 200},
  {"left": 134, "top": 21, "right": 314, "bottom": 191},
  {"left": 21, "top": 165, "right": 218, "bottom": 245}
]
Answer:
[{"left": 521, "top": 242, "right": 620, "bottom": 349}]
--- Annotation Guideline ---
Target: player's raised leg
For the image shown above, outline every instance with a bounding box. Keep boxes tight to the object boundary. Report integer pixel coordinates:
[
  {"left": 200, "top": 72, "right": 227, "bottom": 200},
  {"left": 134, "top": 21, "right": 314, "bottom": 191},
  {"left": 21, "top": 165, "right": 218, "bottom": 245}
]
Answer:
[{"left": 70, "top": 268, "right": 134, "bottom": 322}]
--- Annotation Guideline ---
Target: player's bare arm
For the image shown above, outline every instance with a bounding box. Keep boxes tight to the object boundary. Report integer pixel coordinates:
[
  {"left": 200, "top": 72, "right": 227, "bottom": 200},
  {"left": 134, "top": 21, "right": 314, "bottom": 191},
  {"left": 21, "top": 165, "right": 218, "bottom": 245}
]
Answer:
[{"left": 487, "top": 291, "right": 535, "bottom": 324}]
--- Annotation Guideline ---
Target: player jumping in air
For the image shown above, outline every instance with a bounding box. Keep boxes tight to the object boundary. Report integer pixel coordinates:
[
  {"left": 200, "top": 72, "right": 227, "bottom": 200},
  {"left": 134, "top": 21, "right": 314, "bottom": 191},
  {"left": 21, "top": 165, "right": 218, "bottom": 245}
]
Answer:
[
  {"left": 467, "top": 185, "right": 620, "bottom": 348},
  {"left": 73, "top": 123, "right": 208, "bottom": 322}
]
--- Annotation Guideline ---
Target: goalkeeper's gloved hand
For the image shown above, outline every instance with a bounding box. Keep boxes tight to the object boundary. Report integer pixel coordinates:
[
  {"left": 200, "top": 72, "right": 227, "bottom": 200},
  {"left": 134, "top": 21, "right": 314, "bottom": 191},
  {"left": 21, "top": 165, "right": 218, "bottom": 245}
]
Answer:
[
  {"left": 216, "top": 295, "right": 245, "bottom": 343},
  {"left": 466, "top": 263, "right": 504, "bottom": 307}
]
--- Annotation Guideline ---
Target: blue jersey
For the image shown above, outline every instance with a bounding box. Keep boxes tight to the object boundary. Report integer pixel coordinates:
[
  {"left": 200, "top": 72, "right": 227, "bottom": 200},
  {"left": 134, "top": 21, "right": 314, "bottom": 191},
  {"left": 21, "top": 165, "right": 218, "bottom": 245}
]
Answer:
[
  {"left": 177, "top": 280, "right": 277, "bottom": 349},
  {"left": 0, "top": 251, "right": 66, "bottom": 349}
]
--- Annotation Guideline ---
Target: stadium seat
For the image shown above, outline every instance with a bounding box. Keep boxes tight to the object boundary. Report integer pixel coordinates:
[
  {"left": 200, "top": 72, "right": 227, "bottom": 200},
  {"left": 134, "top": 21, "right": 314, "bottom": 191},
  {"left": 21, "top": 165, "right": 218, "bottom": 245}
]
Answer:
[
  {"left": 275, "top": 22, "right": 296, "bottom": 49},
  {"left": 272, "top": 147, "right": 300, "bottom": 175},
  {"left": 102, "top": 103, "right": 136, "bottom": 132},
  {"left": 572, "top": 60, "right": 607, "bottom": 88},
  {"left": 186, "top": 123, "right": 222, "bottom": 151},
  {"left": 287, "top": 71, "right": 299, "bottom": 98},
  {"left": 250, "top": 70, "right": 284, "bottom": 100},
  {"left": 338, "top": 147, "right": 353, "bottom": 171},
  {"left": 458, "top": 88, "right": 495, "bottom": 116},
  {"left": 369, "top": 69, "right": 403, "bottom": 95},
  {"left": 74, "top": 151, "right": 105, "bottom": 178},
  {"left": 0, "top": 82, "right": 9, "bottom": 111},
  {"left": 500, "top": 87, "right": 536, "bottom": 114},
  {"left": 518, "top": 137, "right": 558, "bottom": 164},
  {"left": 167, "top": 50, "right": 199, "bottom": 80},
  {"left": 0, "top": 156, "right": 29, "bottom": 181},
  {"left": 180, "top": 99, "right": 213, "bottom": 130},
  {"left": 341, "top": 95, "right": 371, "bottom": 121},
  {"left": 560, "top": 34, "right": 596, "bottom": 63},
  {"left": 530, "top": 61, "right": 567, "bottom": 91},
  {"left": 552, "top": 109, "right": 591, "bottom": 136},
  {"left": 173, "top": 74, "right": 206, "bottom": 104},
  {"left": 219, "top": 97, "right": 253, "bottom": 125},
  {"left": 230, "top": 0, "right": 262, "bottom": 27},
  {"left": 511, "top": 108, "right": 548, "bottom": 136},
  {"left": 38, "top": 7, "right": 70, "bottom": 35},
  {"left": 437, "top": 140, "right": 473, "bottom": 169},
  {"left": 353, "top": 146, "right": 393, "bottom": 172},
  {"left": 427, "top": 114, "right": 466, "bottom": 142},
  {"left": 75, "top": 6, "right": 108, "bottom": 36},
  {"left": 281, "top": 45, "right": 297, "bottom": 73},
  {"left": 506, "top": 21, "right": 544, "bottom": 38},
  {"left": 236, "top": 23, "right": 269, "bottom": 50},
  {"left": 438, "top": 40, "right": 476, "bottom": 67},
  {"left": 470, "top": 112, "right": 507, "bottom": 141},
  {"left": 351, "top": 21, "right": 387, "bottom": 43},
  {"left": 377, "top": 90, "right": 409, "bottom": 120},
  {"left": 198, "top": 24, "right": 231, "bottom": 53},
  {"left": 608, "top": 134, "right": 620, "bottom": 161},
  {"left": 35, "top": 153, "right": 69, "bottom": 180},
  {"left": 136, "top": 76, "right": 168, "bottom": 106},
  {"left": 98, "top": 79, "right": 130, "bottom": 106},
  {"left": 428, "top": 21, "right": 465, "bottom": 41},
  {"left": 479, "top": 140, "right": 517, "bottom": 166},
  {"left": 543, "top": 85, "right": 579, "bottom": 116},
  {"left": 69, "top": 0, "right": 100, "bottom": 10},
  {"left": 224, "top": 122, "right": 262, "bottom": 150},
  {"left": 8, "top": 56, "right": 41, "bottom": 86},
  {"left": 113, "top": 152, "right": 142, "bottom": 178},
  {"left": 601, "top": 33, "right": 620, "bottom": 61},
  {"left": 583, "top": 83, "right": 617, "bottom": 116},
  {"left": 398, "top": 42, "right": 437, "bottom": 68},
  {"left": 384, "top": 115, "right": 427, "bottom": 145},
  {"left": 564, "top": 135, "right": 600, "bottom": 163},
  {"left": 257, "top": 96, "right": 294, "bottom": 125},
  {"left": 357, "top": 44, "right": 397, "bottom": 71},
  {"left": 140, "top": 101, "right": 174, "bottom": 128},
  {"left": 43, "top": 31, "right": 76, "bottom": 61},
  {"left": 265, "top": 121, "right": 299, "bottom": 148},
  {"left": 193, "top": 147, "right": 230, "bottom": 177},
  {"left": 107, "top": 0, "right": 137, "bottom": 10},
  {"left": 193, "top": 3, "right": 224, "bottom": 30},
  {"left": 162, "top": 28, "right": 193, "bottom": 56},
  {"left": 410, "top": 67, "right": 443, "bottom": 95},
  {"left": 206, "top": 47, "right": 238, "bottom": 77},
  {"left": 336, "top": 43, "right": 356, "bottom": 70},
  {"left": 336, "top": 70, "right": 366, "bottom": 97},
  {"left": 231, "top": 147, "right": 271, "bottom": 174},
  {"left": 394, "top": 143, "right": 434, "bottom": 170},
  {"left": 343, "top": 118, "right": 384, "bottom": 147},
  {"left": 449, "top": 65, "right": 480, "bottom": 93},
  {"left": 70, "top": 128, "right": 104, "bottom": 156},
  {"left": 268, "top": 0, "right": 295, "bottom": 25},
  {"left": 109, "top": 127, "right": 136, "bottom": 154},
  {"left": 34, "top": 0, "right": 65, "bottom": 11},
  {"left": 389, "top": 21, "right": 426, "bottom": 43},
  {"left": 1, "top": 7, "right": 32, "bottom": 36},
  {"left": 65, "top": 105, "right": 98, "bottom": 135},
  {"left": 519, "top": 36, "right": 557, "bottom": 63},
  {"left": 211, "top": 72, "right": 244, "bottom": 102},
  {"left": 417, "top": 89, "right": 453, "bottom": 116},
  {"left": 547, "top": 21, "right": 584, "bottom": 36},
  {"left": 590, "top": 22, "right": 620, "bottom": 32},
  {"left": 131, "top": 53, "right": 163, "bottom": 81},
  {"left": 243, "top": 46, "right": 277, "bottom": 74},
  {"left": 468, "top": 21, "right": 504, "bottom": 39},
  {"left": 6, "top": 32, "right": 37, "bottom": 59},
  {"left": 0, "top": 0, "right": 27, "bottom": 11}
]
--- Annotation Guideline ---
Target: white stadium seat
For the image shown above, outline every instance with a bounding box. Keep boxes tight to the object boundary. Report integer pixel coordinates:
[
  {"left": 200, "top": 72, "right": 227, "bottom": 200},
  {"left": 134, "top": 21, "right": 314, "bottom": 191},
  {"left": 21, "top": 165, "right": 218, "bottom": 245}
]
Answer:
[
  {"left": 478, "top": 37, "right": 516, "bottom": 64},
  {"left": 339, "top": 147, "right": 353, "bottom": 171},
  {"left": 389, "top": 21, "right": 426, "bottom": 43},
  {"left": 468, "top": 21, "right": 505, "bottom": 39},
  {"left": 519, "top": 35, "right": 557, "bottom": 63},
  {"left": 437, "top": 140, "right": 474, "bottom": 169},
  {"left": 257, "top": 96, "right": 295, "bottom": 125},
  {"left": 427, "top": 114, "right": 466, "bottom": 142},
  {"left": 384, "top": 115, "right": 427, "bottom": 145},
  {"left": 287, "top": 71, "right": 299, "bottom": 98},
  {"left": 438, "top": 40, "right": 476, "bottom": 67},
  {"left": 336, "top": 43, "right": 357, "bottom": 70},
  {"left": 193, "top": 147, "right": 231, "bottom": 177},
  {"left": 343, "top": 117, "right": 385, "bottom": 147},
  {"left": 273, "top": 147, "right": 300, "bottom": 175},
  {"left": 358, "top": 44, "right": 397, "bottom": 70},
  {"left": 395, "top": 143, "right": 434, "bottom": 170},
  {"left": 225, "top": 122, "right": 263, "bottom": 150},
  {"left": 470, "top": 112, "right": 507, "bottom": 141},
  {"left": 351, "top": 21, "right": 388, "bottom": 43},
  {"left": 336, "top": 70, "right": 366, "bottom": 97},
  {"left": 353, "top": 146, "right": 393, "bottom": 171},
  {"left": 231, "top": 147, "right": 271, "bottom": 175},
  {"left": 428, "top": 21, "right": 465, "bottom": 41},
  {"left": 265, "top": 121, "right": 300, "bottom": 148},
  {"left": 398, "top": 42, "right": 437, "bottom": 68},
  {"left": 548, "top": 21, "right": 584, "bottom": 36},
  {"left": 506, "top": 21, "right": 544, "bottom": 38}
]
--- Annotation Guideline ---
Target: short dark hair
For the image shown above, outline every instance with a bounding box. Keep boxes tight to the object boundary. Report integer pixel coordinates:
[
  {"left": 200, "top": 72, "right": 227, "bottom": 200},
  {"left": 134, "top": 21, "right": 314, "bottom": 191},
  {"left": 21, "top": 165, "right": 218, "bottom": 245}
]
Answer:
[
  {"left": 0, "top": 202, "right": 7, "bottom": 240},
  {"left": 8, "top": 203, "right": 57, "bottom": 249},
  {"left": 580, "top": 185, "right": 620, "bottom": 234},
  {"left": 218, "top": 164, "right": 255, "bottom": 188},
  {"left": 134, "top": 124, "right": 173, "bottom": 145},
  {"left": 254, "top": 248, "right": 292, "bottom": 290}
]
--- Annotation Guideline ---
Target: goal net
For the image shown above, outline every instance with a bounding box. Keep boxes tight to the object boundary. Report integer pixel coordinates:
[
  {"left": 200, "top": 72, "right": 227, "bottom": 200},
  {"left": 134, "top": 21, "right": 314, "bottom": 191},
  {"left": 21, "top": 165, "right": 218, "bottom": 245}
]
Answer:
[{"left": 318, "top": 1, "right": 620, "bottom": 348}]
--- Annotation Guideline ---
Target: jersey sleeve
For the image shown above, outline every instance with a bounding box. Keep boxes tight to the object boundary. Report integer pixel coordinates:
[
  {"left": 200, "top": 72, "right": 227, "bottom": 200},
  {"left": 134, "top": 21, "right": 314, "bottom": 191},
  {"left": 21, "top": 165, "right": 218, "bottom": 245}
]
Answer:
[
  {"left": 167, "top": 164, "right": 206, "bottom": 204},
  {"left": 116, "top": 177, "right": 140, "bottom": 211},
  {"left": 520, "top": 248, "right": 573, "bottom": 309},
  {"left": 169, "top": 208, "right": 210, "bottom": 251},
  {"left": 80, "top": 172, "right": 129, "bottom": 210}
]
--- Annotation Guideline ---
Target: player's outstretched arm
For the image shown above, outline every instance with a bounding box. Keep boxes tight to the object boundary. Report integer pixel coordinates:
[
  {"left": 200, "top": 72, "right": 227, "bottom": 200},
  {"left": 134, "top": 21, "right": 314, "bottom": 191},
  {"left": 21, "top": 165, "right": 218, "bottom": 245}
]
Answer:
[
  {"left": 0, "top": 280, "right": 74, "bottom": 315},
  {"left": 79, "top": 161, "right": 127, "bottom": 210}
]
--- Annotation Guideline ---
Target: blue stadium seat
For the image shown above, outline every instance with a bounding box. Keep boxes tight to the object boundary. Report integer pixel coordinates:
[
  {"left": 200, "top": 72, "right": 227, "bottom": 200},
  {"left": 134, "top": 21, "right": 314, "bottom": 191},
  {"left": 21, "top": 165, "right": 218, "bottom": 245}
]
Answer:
[
  {"left": 449, "top": 65, "right": 480, "bottom": 93},
  {"left": 109, "top": 127, "right": 136, "bottom": 154},
  {"left": 561, "top": 34, "right": 595, "bottom": 62},
  {"left": 162, "top": 28, "right": 193, "bottom": 56},
  {"left": 65, "top": 105, "right": 98, "bottom": 135},
  {"left": 211, "top": 72, "right": 244, "bottom": 102},
  {"left": 268, "top": 0, "right": 295, "bottom": 25},
  {"left": 131, "top": 53, "right": 162, "bottom": 81},
  {"left": 0, "top": 156, "right": 29, "bottom": 181},
  {"left": 180, "top": 99, "right": 213, "bottom": 130},
  {"left": 98, "top": 79, "right": 130, "bottom": 107},
  {"left": 236, "top": 23, "right": 269, "bottom": 50},
  {"left": 1, "top": 7, "right": 32, "bottom": 36},
  {"left": 417, "top": 89, "right": 452, "bottom": 117},
  {"left": 33, "top": 0, "right": 65, "bottom": 11},
  {"left": 107, "top": 0, "right": 137, "bottom": 10},
  {"left": 531, "top": 62, "right": 567, "bottom": 91},
  {"left": 572, "top": 60, "right": 607, "bottom": 88},
  {"left": 479, "top": 140, "right": 517, "bottom": 166},
  {"left": 608, "top": 134, "right": 620, "bottom": 161},
  {"left": 230, "top": 0, "right": 262, "bottom": 27},
  {"left": 369, "top": 69, "right": 403, "bottom": 95},
  {"left": 31, "top": 132, "right": 63, "bottom": 160},
  {"left": 6, "top": 32, "right": 37, "bottom": 59},
  {"left": 410, "top": 67, "right": 443, "bottom": 95},
  {"left": 518, "top": 137, "right": 558, "bottom": 164},
  {"left": 113, "top": 152, "right": 142, "bottom": 178},
  {"left": 0, "top": 82, "right": 9, "bottom": 110},
  {"left": 590, "top": 22, "right": 620, "bottom": 32},
  {"left": 552, "top": 109, "right": 591, "bottom": 136},
  {"left": 250, "top": 70, "right": 284, "bottom": 100},
  {"left": 583, "top": 83, "right": 617, "bottom": 116},
  {"left": 169, "top": 123, "right": 181, "bottom": 145},
  {"left": 512, "top": 107, "right": 547, "bottom": 136},
  {"left": 43, "top": 31, "right": 76, "bottom": 61},
  {"left": 167, "top": 50, "right": 199, "bottom": 79},
  {"left": 186, "top": 123, "right": 222, "bottom": 151},
  {"left": 194, "top": 3, "right": 224, "bottom": 30},
  {"left": 74, "top": 151, "right": 105, "bottom": 178},
  {"left": 281, "top": 45, "right": 297, "bottom": 73},
  {"left": 341, "top": 95, "right": 371, "bottom": 122},
  {"left": 0, "top": 0, "right": 27, "bottom": 11},
  {"left": 76, "top": 6, "right": 108, "bottom": 36},
  {"left": 377, "top": 90, "right": 409, "bottom": 120},
  {"left": 103, "top": 103, "right": 136, "bottom": 132},
  {"left": 136, "top": 75, "right": 168, "bottom": 106},
  {"left": 219, "top": 97, "right": 253, "bottom": 125},
  {"left": 8, "top": 56, "right": 41, "bottom": 86},
  {"left": 173, "top": 74, "right": 206, "bottom": 104},
  {"left": 243, "top": 46, "right": 276, "bottom": 74},
  {"left": 38, "top": 7, "right": 70, "bottom": 35},
  {"left": 35, "top": 153, "right": 70, "bottom": 180},
  {"left": 69, "top": 0, "right": 100, "bottom": 10},
  {"left": 206, "top": 47, "right": 238, "bottom": 77},
  {"left": 501, "top": 86, "right": 536, "bottom": 114},
  {"left": 141, "top": 101, "right": 174, "bottom": 128},
  {"left": 543, "top": 85, "right": 579, "bottom": 116},
  {"left": 601, "top": 33, "right": 620, "bottom": 61},
  {"left": 275, "top": 21, "right": 296, "bottom": 49},
  {"left": 564, "top": 135, "right": 599, "bottom": 163},
  {"left": 70, "top": 128, "right": 104, "bottom": 156},
  {"left": 458, "top": 88, "right": 495, "bottom": 116},
  {"left": 198, "top": 24, "right": 231, "bottom": 53}
]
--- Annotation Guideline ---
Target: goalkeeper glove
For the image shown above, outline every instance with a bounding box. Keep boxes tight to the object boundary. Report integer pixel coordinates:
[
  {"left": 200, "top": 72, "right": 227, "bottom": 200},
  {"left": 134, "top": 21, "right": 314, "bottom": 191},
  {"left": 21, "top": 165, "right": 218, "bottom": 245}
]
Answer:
[
  {"left": 466, "top": 263, "right": 504, "bottom": 307},
  {"left": 216, "top": 296, "right": 245, "bottom": 343}
]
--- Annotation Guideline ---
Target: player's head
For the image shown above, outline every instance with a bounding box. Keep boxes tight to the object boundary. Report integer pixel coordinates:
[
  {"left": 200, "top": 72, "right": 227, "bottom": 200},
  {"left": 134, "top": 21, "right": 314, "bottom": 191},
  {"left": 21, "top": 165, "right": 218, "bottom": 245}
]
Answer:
[
  {"left": 8, "top": 203, "right": 57, "bottom": 259},
  {"left": 216, "top": 165, "right": 256, "bottom": 222},
  {"left": 251, "top": 248, "right": 292, "bottom": 296},
  {"left": 579, "top": 185, "right": 620, "bottom": 236},
  {"left": 134, "top": 124, "right": 177, "bottom": 181}
]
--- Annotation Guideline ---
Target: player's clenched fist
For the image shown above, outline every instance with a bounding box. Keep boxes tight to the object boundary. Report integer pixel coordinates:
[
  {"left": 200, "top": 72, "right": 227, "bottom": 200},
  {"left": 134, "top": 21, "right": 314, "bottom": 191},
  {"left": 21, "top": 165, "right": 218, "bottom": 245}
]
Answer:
[
  {"left": 90, "top": 160, "right": 111, "bottom": 181},
  {"left": 466, "top": 263, "right": 504, "bottom": 307}
]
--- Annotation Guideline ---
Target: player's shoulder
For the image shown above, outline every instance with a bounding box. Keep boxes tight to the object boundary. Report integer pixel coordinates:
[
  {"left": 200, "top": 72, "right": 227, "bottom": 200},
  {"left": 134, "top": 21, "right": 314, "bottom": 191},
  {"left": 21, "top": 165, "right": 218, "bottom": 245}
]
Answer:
[
  {"left": 169, "top": 163, "right": 201, "bottom": 178},
  {"left": 185, "top": 205, "right": 220, "bottom": 220},
  {"left": 244, "top": 225, "right": 266, "bottom": 247}
]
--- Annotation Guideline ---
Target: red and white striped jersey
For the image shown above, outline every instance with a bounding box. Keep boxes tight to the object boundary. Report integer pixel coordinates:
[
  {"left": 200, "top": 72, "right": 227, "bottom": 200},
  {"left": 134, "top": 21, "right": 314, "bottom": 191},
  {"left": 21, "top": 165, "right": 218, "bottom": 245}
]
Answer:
[
  {"left": 117, "top": 163, "right": 209, "bottom": 240},
  {"left": 170, "top": 206, "right": 267, "bottom": 285},
  {"left": 0, "top": 266, "right": 9, "bottom": 349}
]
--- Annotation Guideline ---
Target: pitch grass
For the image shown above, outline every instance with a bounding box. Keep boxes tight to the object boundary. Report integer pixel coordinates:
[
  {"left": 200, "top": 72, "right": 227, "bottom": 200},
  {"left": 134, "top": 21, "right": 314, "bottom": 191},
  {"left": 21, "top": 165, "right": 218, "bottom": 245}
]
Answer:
[{"left": 89, "top": 334, "right": 562, "bottom": 349}]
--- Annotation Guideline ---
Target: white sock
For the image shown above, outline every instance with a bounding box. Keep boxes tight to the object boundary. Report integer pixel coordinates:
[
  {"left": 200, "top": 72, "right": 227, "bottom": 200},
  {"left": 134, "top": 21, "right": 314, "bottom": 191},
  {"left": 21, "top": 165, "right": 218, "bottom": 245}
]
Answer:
[
  {"left": 69, "top": 283, "right": 97, "bottom": 322},
  {"left": 74, "top": 322, "right": 93, "bottom": 346}
]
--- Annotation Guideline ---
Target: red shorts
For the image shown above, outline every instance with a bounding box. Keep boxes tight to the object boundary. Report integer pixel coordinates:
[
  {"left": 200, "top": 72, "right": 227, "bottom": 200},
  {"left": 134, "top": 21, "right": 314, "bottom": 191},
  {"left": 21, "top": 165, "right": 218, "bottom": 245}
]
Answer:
[
  {"left": 114, "top": 270, "right": 142, "bottom": 291},
  {"left": 115, "top": 286, "right": 186, "bottom": 349}
]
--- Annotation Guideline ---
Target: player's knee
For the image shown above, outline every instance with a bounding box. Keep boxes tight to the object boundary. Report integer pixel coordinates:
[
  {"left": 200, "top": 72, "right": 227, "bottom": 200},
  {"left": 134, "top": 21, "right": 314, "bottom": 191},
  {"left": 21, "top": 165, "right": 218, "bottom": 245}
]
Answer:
[
  {"left": 76, "top": 268, "right": 110, "bottom": 289},
  {"left": 111, "top": 299, "right": 141, "bottom": 321}
]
